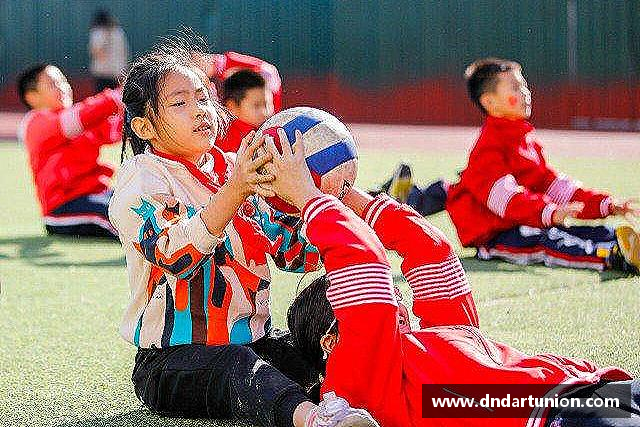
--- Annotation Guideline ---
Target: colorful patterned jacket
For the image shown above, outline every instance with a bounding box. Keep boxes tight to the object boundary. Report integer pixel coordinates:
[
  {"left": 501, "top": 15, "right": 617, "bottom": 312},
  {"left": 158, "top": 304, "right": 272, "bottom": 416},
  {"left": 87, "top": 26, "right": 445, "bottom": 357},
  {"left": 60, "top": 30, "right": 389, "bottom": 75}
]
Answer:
[{"left": 108, "top": 148, "right": 320, "bottom": 348}]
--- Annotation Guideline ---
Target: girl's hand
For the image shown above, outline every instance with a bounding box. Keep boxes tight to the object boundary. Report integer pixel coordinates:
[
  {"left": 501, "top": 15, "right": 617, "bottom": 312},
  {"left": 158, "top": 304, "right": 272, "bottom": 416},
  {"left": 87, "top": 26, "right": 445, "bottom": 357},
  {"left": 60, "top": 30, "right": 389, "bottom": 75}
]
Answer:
[
  {"left": 262, "top": 128, "right": 322, "bottom": 210},
  {"left": 229, "top": 130, "right": 275, "bottom": 199}
]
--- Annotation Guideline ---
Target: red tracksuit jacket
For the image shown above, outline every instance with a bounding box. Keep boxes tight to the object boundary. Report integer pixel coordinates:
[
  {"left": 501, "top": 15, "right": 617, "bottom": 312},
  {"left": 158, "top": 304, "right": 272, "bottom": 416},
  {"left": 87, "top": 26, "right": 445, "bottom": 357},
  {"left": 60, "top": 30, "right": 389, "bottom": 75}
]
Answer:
[
  {"left": 446, "top": 116, "right": 612, "bottom": 247},
  {"left": 301, "top": 194, "right": 630, "bottom": 427},
  {"left": 19, "top": 89, "right": 123, "bottom": 215},
  {"left": 209, "top": 51, "right": 282, "bottom": 112},
  {"left": 210, "top": 51, "right": 282, "bottom": 153},
  {"left": 217, "top": 118, "right": 255, "bottom": 154}
]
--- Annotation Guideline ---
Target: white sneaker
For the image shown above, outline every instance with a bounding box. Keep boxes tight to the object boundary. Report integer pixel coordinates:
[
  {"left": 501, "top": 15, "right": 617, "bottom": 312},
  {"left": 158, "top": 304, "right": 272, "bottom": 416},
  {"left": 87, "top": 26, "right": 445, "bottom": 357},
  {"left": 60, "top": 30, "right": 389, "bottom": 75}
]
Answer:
[{"left": 306, "top": 392, "right": 380, "bottom": 427}]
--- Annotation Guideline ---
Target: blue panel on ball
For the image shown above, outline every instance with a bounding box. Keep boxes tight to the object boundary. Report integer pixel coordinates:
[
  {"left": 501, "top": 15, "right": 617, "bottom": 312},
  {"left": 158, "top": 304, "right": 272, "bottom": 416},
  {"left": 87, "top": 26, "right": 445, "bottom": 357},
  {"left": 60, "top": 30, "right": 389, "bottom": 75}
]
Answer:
[
  {"left": 282, "top": 115, "right": 322, "bottom": 145},
  {"left": 306, "top": 139, "right": 357, "bottom": 175}
]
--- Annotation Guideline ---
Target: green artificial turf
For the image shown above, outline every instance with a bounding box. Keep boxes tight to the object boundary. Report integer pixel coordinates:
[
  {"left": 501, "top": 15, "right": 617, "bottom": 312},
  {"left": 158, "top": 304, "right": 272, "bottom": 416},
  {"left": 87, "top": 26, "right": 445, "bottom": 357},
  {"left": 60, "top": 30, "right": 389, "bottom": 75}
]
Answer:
[{"left": 0, "top": 140, "right": 637, "bottom": 426}]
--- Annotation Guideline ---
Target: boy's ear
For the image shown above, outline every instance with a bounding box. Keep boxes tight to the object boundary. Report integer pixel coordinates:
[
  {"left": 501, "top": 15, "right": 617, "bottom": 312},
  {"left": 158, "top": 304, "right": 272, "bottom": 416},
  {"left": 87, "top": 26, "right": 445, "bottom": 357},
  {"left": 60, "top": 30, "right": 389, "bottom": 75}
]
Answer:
[
  {"left": 320, "top": 333, "right": 338, "bottom": 355},
  {"left": 224, "top": 99, "right": 240, "bottom": 115},
  {"left": 479, "top": 92, "right": 494, "bottom": 113},
  {"left": 23, "top": 90, "right": 39, "bottom": 109},
  {"left": 131, "top": 116, "right": 157, "bottom": 141}
]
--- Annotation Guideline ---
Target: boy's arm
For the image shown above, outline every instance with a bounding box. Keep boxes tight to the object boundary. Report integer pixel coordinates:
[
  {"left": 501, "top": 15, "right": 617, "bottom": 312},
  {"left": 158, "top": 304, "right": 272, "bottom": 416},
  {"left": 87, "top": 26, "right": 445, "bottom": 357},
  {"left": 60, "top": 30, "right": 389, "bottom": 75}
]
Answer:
[
  {"left": 359, "top": 192, "right": 479, "bottom": 327},
  {"left": 22, "top": 89, "right": 123, "bottom": 151},
  {"left": 463, "top": 149, "right": 559, "bottom": 228},
  {"left": 92, "top": 110, "right": 124, "bottom": 145},
  {"left": 253, "top": 197, "right": 321, "bottom": 273},
  {"left": 302, "top": 195, "right": 404, "bottom": 420},
  {"left": 540, "top": 167, "right": 612, "bottom": 220}
]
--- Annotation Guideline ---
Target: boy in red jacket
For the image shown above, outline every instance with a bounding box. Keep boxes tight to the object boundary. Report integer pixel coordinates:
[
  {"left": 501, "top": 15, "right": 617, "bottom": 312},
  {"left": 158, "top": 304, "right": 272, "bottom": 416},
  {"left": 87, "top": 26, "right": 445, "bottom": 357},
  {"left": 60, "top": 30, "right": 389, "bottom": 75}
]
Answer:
[
  {"left": 17, "top": 63, "right": 123, "bottom": 239},
  {"left": 217, "top": 69, "right": 275, "bottom": 153},
  {"left": 399, "top": 58, "right": 640, "bottom": 272},
  {"left": 262, "top": 136, "right": 637, "bottom": 426},
  {"left": 266, "top": 144, "right": 638, "bottom": 427},
  {"left": 287, "top": 190, "right": 638, "bottom": 427},
  {"left": 199, "top": 52, "right": 280, "bottom": 153}
]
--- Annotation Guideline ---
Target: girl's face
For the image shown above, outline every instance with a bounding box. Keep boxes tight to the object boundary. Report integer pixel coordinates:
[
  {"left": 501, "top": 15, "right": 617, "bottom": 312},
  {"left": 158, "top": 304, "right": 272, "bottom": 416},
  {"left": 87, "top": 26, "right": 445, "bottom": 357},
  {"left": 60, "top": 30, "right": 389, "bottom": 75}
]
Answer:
[{"left": 151, "top": 66, "right": 219, "bottom": 163}]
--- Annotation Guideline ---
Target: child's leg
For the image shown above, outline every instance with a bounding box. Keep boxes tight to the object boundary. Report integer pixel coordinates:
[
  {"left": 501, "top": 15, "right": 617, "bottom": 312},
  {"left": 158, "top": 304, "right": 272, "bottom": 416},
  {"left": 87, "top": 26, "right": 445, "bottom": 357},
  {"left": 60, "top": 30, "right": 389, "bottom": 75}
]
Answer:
[
  {"left": 545, "top": 379, "right": 640, "bottom": 426},
  {"left": 132, "top": 344, "right": 311, "bottom": 427},
  {"left": 406, "top": 179, "right": 449, "bottom": 216},
  {"left": 44, "top": 190, "right": 118, "bottom": 240},
  {"left": 478, "top": 225, "right": 613, "bottom": 271},
  {"left": 361, "top": 194, "right": 478, "bottom": 328}
]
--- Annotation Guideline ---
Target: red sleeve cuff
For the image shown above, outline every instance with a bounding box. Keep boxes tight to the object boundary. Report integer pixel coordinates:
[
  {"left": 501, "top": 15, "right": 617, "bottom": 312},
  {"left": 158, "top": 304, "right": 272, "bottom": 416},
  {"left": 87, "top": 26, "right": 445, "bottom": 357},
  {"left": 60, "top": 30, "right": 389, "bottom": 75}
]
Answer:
[
  {"left": 301, "top": 195, "right": 340, "bottom": 225},
  {"left": 362, "top": 194, "right": 396, "bottom": 228}
]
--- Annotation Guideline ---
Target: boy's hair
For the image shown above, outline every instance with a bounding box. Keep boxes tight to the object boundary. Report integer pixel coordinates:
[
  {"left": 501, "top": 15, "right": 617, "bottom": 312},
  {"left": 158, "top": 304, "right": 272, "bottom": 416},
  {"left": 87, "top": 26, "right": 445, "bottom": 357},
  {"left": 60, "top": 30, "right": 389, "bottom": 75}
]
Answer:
[
  {"left": 17, "top": 63, "right": 49, "bottom": 109},
  {"left": 120, "top": 32, "right": 229, "bottom": 162},
  {"left": 464, "top": 58, "right": 521, "bottom": 114},
  {"left": 287, "top": 275, "right": 335, "bottom": 373},
  {"left": 222, "top": 69, "right": 266, "bottom": 105}
]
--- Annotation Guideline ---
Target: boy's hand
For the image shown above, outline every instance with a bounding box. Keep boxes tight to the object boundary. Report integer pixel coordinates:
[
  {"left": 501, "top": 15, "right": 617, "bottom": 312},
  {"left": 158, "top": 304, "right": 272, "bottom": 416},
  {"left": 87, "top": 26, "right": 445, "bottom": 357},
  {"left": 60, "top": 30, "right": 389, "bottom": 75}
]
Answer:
[
  {"left": 611, "top": 198, "right": 639, "bottom": 217},
  {"left": 552, "top": 202, "right": 584, "bottom": 225},
  {"left": 228, "top": 130, "right": 275, "bottom": 199},
  {"left": 262, "top": 128, "right": 322, "bottom": 210}
]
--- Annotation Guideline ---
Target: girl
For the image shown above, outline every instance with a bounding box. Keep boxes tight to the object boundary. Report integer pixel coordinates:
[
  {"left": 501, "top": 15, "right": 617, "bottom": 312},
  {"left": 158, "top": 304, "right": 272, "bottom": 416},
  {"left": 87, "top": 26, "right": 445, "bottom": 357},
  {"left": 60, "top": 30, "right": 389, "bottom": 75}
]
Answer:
[{"left": 108, "top": 40, "right": 377, "bottom": 427}]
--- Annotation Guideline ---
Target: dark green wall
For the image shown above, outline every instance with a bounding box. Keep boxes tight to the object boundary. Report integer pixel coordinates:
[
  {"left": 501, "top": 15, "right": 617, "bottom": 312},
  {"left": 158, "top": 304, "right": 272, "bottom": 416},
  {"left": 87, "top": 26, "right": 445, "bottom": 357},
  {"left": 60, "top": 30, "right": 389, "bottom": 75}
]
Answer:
[{"left": 1, "top": 0, "right": 638, "bottom": 86}]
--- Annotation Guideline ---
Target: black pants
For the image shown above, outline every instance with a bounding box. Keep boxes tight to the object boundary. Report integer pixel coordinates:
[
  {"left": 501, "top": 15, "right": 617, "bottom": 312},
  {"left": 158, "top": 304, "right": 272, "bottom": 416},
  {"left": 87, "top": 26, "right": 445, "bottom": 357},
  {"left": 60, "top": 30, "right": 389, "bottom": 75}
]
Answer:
[
  {"left": 545, "top": 380, "right": 640, "bottom": 426},
  {"left": 132, "top": 330, "right": 320, "bottom": 426}
]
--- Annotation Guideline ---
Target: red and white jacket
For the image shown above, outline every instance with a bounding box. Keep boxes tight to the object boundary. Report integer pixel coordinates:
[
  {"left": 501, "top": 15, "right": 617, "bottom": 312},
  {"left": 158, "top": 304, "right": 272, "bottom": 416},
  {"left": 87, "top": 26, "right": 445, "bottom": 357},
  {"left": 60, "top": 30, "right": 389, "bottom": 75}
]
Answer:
[
  {"left": 446, "top": 116, "right": 613, "bottom": 247},
  {"left": 301, "top": 194, "right": 630, "bottom": 427},
  {"left": 19, "top": 89, "right": 123, "bottom": 214},
  {"left": 208, "top": 51, "right": 282, "bottom": 112}
]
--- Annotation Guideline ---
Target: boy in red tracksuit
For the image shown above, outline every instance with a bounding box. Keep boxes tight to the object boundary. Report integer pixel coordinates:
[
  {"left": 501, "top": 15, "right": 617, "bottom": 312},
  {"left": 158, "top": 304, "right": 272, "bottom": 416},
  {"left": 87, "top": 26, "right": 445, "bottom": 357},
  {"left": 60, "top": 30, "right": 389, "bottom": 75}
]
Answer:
[
  {"left": 263, "top": 136, "right": 636, "bottom": 427},
  {"left": 444, "top": 58, "right": 640, "bottom": 272},
  {"left": 285, "top": 189, "right": 637, "bottom": 427},
  {"left": 207, "top": 51, "right": 282, "bottom": 112},
  {"left": 203, "top": 51, "right": 281, "bottom": 154},
  {"left": 17, "top": 63, "right": 123, "bottom": 239},
  {"left": 217, "top": 69, "right": 275, "bottom": 153}
]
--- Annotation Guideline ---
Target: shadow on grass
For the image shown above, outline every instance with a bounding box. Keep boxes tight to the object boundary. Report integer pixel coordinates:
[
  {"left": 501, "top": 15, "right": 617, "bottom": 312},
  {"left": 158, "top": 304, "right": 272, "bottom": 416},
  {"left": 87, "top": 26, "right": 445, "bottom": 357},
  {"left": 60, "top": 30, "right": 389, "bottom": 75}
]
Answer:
[
  {"left": 460, "top": 256, "right": 547, "bottom": 275},
  {"left": 0, "top": 235, "right": 124, "bottom": 267},
  {"left": 57, "top": 409, "right": 255, "bottom": 427},
  {"left": 599, "top": 269, "right": 637, "bottom": 282}
]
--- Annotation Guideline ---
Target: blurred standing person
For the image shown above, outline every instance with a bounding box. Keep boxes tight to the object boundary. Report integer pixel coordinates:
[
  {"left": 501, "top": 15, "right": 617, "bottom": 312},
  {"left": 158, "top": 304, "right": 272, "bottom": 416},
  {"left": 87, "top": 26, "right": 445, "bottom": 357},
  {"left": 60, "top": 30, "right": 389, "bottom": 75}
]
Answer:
[{"left": 89, "top": 9, "right": 129, "bottom": 92}]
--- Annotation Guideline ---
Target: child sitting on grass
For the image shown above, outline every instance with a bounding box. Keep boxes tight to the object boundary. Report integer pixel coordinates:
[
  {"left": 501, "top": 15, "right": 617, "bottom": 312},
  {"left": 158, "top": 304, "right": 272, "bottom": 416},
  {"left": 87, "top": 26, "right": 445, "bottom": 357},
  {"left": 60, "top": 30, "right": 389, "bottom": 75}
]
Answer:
[
  {"left": 387, "top": 58, "right": 640, "bottom": 273},
  {"left": 17, "top": 63, "right": 123, "bottom": 239},
  {"left": 262, "top": 140, "right": 638, "bottom": 426},
  {"left": 108, "top": 38, "right": 377, "bottom": 427}
]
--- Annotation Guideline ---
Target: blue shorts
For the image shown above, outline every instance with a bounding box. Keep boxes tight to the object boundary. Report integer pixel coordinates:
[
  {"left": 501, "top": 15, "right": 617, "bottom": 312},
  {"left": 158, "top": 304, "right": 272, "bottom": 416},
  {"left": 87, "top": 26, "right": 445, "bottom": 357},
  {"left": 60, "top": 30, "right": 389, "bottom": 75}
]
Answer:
[{"left": 43, "top": 190, "right": 118, "bottom": 240}]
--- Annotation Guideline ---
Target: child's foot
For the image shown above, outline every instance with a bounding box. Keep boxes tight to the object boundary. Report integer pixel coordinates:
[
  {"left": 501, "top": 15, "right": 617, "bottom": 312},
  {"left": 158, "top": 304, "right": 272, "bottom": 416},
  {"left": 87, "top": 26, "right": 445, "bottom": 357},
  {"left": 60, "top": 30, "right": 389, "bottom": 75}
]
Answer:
[
  {"left": 388, "top": 163, "right": 413, "bottom": 204},
  {"left": 614, "top": 226, "right": 640, "bottom": 273},
  {"left": 306, "top": 392, "right": 379, "bottom": 427}
]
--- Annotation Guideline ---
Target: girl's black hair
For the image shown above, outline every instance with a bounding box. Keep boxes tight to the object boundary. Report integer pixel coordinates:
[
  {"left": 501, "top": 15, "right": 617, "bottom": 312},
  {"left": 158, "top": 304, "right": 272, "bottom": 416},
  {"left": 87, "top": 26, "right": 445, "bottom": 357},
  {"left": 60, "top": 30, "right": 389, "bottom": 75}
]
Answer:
[
  {"left": 120, "top": 32, "right": 229, "bottom": 162},
  {"left": 286, "top": 275, "right": 336, "bottom": 373}
]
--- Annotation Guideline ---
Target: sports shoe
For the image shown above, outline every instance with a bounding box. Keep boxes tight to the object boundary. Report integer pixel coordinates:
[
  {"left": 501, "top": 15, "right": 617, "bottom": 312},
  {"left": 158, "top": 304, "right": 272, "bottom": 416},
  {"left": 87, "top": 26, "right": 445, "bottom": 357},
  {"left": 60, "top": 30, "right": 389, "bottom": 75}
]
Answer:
[
  {"left": 306, "top": 392, "right": 380, "bottom": 427},
  {"left": 614, "top": 226, "right": 640, "bottom": 272},
  {"left": 387, "top": 163, "right": 413, "bottom": 204}
]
